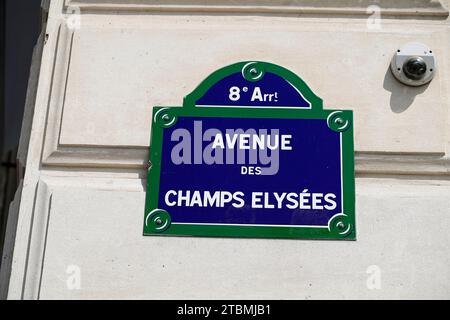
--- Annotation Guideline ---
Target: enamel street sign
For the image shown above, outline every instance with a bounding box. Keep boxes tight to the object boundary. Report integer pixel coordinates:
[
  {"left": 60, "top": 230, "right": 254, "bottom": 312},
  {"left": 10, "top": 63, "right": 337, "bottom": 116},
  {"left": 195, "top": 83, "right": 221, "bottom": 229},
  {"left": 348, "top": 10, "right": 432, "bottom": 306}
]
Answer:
[{"left": 144, "top": 61, "right": 355, "bottom": 240}]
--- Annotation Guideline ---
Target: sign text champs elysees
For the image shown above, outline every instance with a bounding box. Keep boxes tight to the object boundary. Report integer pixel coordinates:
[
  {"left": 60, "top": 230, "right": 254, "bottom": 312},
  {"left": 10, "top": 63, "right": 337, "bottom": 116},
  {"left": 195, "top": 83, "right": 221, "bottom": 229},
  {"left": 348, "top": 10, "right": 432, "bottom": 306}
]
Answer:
[{"left": 144, "top": 61, "right": 355, "bottom": 240}]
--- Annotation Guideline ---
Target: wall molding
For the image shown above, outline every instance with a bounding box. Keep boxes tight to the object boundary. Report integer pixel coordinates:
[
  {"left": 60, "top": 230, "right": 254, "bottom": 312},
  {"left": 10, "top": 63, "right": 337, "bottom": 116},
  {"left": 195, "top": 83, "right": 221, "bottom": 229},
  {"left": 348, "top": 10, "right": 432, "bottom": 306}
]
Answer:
[
  {"left": 40, "top": 21, "right": 450, "bottom": 177},
  {"left": 63, "top": 0, "right": 450, "bottom": 18},
  {"left": 9, "top": 176, "right": 144, "bottom": 299},
  {"left": 23, "top": 181, "right": 52, "bottom": 300}
]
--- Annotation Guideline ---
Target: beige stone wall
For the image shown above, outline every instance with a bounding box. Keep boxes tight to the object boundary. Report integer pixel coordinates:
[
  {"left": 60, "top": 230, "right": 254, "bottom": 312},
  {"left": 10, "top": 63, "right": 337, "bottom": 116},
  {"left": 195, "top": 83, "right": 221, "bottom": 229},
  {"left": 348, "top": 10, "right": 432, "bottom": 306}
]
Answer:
[{"left": 1, "top": 0, "right": 450, "bottom": 299}]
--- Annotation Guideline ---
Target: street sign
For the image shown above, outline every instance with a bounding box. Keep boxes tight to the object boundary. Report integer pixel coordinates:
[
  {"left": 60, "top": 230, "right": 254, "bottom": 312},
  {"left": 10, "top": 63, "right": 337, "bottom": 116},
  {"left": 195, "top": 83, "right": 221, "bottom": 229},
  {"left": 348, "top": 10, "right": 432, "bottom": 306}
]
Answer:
[{"left": 144, "top": 61, "right": 355, "bottom": 239}]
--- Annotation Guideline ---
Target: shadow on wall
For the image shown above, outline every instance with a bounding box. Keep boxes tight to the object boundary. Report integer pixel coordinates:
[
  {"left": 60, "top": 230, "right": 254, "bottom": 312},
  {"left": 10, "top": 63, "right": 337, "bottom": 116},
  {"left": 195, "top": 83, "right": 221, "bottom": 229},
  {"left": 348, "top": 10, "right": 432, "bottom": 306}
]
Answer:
[{"left": 383, "top": 66, "right": 429, "bottom": 113}]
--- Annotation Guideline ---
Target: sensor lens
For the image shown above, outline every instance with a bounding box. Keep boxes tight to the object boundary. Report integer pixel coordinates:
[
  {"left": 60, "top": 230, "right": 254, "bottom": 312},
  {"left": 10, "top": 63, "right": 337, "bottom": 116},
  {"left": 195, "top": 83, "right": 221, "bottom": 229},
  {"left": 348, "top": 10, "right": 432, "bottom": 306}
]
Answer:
[{"left": 403, "top": 57, "right": 427, "bottom": 80}]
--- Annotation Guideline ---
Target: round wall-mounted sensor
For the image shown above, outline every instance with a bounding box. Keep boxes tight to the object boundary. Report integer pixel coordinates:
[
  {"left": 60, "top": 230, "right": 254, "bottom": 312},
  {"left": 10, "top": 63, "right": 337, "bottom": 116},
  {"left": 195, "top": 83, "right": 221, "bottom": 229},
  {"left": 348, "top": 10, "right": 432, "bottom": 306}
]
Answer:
[{"left": 390, "top": 42, "right": 435, "bottom": 86}]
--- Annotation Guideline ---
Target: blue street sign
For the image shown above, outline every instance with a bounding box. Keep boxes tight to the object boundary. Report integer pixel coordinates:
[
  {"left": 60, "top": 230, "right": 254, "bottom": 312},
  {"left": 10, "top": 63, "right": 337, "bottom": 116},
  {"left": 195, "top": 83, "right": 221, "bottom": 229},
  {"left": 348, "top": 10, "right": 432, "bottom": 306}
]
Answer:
[{"left": 144, "top": 61, "right": 355, "bottom": 239}]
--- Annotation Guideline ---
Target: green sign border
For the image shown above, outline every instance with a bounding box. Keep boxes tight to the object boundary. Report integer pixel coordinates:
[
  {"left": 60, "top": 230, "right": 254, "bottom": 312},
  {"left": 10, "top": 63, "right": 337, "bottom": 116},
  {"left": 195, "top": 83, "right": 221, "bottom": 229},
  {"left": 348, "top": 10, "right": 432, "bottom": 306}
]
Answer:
[{"left": 144, "top": 61, "right": 355, "bottom": 240}]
